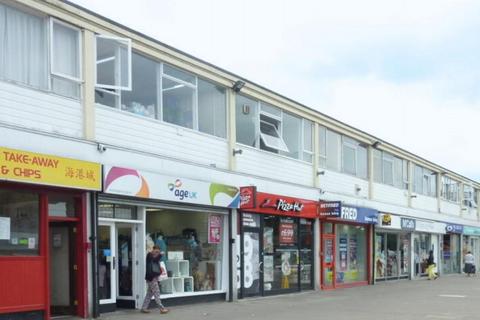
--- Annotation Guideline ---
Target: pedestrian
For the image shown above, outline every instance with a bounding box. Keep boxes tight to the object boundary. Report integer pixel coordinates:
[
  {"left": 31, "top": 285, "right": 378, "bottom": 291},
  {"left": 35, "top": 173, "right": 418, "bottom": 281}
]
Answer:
[
  {"left": 426, "top": 250, "right": 438, "bottom": 280},
  {"left": 464, "top": 251, "right": 475, "bottom": 277},
  {"left": 141, "top": 245, "right": 169, "bottom": 314}
]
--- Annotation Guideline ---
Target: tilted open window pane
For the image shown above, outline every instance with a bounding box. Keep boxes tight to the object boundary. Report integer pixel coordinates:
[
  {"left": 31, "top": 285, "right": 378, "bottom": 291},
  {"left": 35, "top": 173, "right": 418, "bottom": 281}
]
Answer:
[
  {"left": 95, "top": 35, "right": 131, "bottom": 90},
  {"left": 260, "top": 119, "right": 289, "bottom": 153}
]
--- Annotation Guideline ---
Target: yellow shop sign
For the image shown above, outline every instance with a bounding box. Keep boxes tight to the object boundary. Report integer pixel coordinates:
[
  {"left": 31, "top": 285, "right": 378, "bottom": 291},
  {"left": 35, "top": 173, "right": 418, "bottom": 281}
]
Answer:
[{"left": 0, "top": 147, "right": 101, "bottom": 190}]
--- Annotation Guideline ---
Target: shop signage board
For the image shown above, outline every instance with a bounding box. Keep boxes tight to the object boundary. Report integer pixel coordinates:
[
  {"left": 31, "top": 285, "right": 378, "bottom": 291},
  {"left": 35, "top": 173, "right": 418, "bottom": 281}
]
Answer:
[
  {"left": 0, "top": 147, "right": 101, "bottom": 190},
  {"left": 320, "top": 202, "right": 378, "bottom": 224},
  {"left": 463, "top": 226, "right": 480, "bottom": 236},
  {"left": 416, "top": 220, "right": 446, "bottom": 234},
  {"left": 318, "top": 201, "right": 341, "bottom": 217},
  {"left": 400, "top": 218, "right": 416, "bottom": 231},
  {"left": 445, "top": 224, "right": 463, "bottom": 234},
  {"left": 104, "top": 166, "right": 240, "bottom": 208},
  {"left": 239, "top": 188, "right": 318, "bottom": 219}
]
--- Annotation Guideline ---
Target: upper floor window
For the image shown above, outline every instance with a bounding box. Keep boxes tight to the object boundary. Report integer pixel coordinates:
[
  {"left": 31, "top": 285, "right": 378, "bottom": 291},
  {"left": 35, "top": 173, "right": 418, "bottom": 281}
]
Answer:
[
  {"left": 0, "top": 4, "right": 81, "bottom": 99},
  {"left": 373, "top": 150, "right": 408, "bottom": 189},
  {"left": 318, "top": 126, "right": 367, "bottom": 179},
  {"left": 463, "top": 185, "right": 477, "bottom": 208},
  {"left": 95, "top": 51, "right": 227, "bottom": 138},
  {"left": 235, "top": 94, "right": 312, "bottom": 162},
  {"left": 441, "top": 176, "right": 460, "bottom": 203},
  {"left": 413, "top": 165, "right": 436, "bottom": 197}
]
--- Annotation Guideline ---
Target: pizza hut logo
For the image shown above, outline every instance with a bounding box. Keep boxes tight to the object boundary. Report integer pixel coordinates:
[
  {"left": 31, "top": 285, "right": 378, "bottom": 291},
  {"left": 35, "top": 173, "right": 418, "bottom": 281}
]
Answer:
[
  {"left": 240, "top": 187, "right": 256, "bottom": 208},
  {"left": 260, "top": 198, "right": 303, "bottom": 212}
]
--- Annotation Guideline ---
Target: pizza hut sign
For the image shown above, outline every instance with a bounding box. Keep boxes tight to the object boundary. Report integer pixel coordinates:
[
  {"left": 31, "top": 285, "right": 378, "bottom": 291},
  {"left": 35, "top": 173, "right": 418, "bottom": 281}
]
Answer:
[
  {"left": 276, "top": 199, "right": 304, "bottom": 212},
  {"left": 239, "top": 188, "right": 318, "bottom": 219}
]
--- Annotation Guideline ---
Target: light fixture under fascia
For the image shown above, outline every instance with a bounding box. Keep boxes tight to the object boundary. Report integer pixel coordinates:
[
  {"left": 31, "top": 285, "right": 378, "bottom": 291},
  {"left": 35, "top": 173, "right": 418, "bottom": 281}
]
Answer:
[
  {"left": 232, "top": 80, "right": 245, "bottom": 92},
  {"left": 317, "top": 170, "right": 326, "bottom": 176},
  {"left": 232, "top": 148, "right": 243, "bottom": 156},
  {"left": 372, "top": 141, "right": 381, "bottom": 148}
]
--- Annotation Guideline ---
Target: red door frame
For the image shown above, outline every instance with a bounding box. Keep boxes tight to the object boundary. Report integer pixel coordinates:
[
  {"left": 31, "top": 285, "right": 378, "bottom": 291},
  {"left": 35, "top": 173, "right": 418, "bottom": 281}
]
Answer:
[
  {"left": 319, "top": 221, "right": 373, "bottom": 290},
  {"left": 320, "top": 233, "right": 336, "bottom": 290},
  {"left": 0, "top": 182, "right": 88, "bottom": 320}
]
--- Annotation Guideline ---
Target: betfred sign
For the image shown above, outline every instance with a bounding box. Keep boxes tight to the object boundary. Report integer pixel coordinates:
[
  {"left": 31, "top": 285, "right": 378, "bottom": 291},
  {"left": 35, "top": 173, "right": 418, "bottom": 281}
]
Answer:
[
  {"left": 319, "top": 201, "right": 378, "bottom": 225},
  {"left": 318, "top": 201, "right": 341, "bottom": 217},
  {"left": 240, "top": 188, "right": 318, "bottom": 219}
]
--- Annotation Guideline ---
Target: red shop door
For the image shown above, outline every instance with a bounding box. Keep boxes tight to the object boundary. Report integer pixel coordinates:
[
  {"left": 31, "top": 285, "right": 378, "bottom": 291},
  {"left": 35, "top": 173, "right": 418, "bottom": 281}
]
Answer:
[{"left": 321, "top": 234, "right": 336, "bottom": 289}]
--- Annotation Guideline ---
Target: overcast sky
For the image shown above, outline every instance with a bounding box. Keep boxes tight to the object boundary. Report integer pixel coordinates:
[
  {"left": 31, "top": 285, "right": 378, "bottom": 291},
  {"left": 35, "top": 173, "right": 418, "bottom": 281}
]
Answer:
[{"left": 71, "top": 0, "right": 480, "bottom": 181}]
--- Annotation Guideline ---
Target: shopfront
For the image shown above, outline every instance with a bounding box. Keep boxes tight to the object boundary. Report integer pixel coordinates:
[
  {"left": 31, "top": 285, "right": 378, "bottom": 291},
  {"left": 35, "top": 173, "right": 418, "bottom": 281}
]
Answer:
[
  {"left": 375, "top": 214, "right": 415, "bottom": 282},
  {"left": 462, "top": 226, "right": 480, "bottom": 269},
  {"left": 413, "top": 220, "right": 444, "bottom": 278},
  {"left": 237, "top": 187, "right": 316, "bottom": 298},
  {"left": 0, "top": 147, "right": 101, "bottom": 320},
  {"left": 318, "top": 202, "right": 378, "bottom": 289},
  {"left": 100, "top": 166, "right": 239, "bottom": 312},
  {"left": 442, "top": 224, "right": 463, "bottom": 275}
]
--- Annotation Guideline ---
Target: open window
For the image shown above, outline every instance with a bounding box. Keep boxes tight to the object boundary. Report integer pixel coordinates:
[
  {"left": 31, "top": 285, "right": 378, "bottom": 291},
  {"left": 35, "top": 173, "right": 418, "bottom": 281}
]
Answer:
[
  {"left": 259, "top": 104, "right": 289, "bottom": 153},
  {"left": 95, "top": 34, "right": 132, "bottom": 91}
]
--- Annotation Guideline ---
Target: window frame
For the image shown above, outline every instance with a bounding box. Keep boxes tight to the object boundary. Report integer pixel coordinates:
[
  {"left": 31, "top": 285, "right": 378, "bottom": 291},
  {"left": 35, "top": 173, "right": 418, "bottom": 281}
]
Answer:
[
  {"left": 94, "top": 34, "right": 132, "bottom": 91},
  {"left": 441, "top": 176, "right": 460, "bottom": 203},
  {"left": 49, "top": 18, "right": 83, "bottom": 83}
]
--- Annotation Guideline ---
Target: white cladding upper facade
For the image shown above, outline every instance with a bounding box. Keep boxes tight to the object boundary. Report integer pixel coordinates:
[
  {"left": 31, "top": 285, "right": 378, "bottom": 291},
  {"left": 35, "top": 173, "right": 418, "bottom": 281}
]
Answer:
[{"left": 0, "top": 0, "right": 479, "bottom": 227}]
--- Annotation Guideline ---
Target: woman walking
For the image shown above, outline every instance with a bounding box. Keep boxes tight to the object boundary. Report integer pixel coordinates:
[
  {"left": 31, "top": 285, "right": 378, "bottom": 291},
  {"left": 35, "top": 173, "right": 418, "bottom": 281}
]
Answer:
[
  {"left": 464, "top": 251, "right": 476, "bottom": 277},
  {"left": 141, "top": 245, "right": 169, "bottom": 314},
  {"left": 426, "top": 250, "right": 438, "bottom": 280}
]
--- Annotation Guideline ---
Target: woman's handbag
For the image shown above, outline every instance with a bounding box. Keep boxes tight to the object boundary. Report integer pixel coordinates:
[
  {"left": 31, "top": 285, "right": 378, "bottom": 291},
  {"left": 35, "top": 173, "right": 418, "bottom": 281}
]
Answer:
[
  {"left": 159, "top": 261, "right": 168, "bottom": 281},
  {"left": 151, "top": 260, "right": 161, "bottom": 274}
]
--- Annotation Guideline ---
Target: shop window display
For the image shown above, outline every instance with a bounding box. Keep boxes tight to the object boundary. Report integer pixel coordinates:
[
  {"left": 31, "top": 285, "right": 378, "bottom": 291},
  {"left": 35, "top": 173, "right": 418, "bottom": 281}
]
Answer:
[
  {"left": 375, "top": 233, "right": 410, "bottom": 280},
  {"left": 335, "top": 224, "right": 367, "bottom": 284},
  {"left": 0, "top": 190, "right": 39, "bottom": 256},
  {"left": 414, "top": 233, "right": 431, "bottom": 276},
  {"left": 442, "top": 234, "right": 461, "bottom": 274},
  {"left": 263, "top": 216, "right": 299, "bottom": 292},
  {"left": 146, "top": 209, "right": 225, "bottom": 295}
]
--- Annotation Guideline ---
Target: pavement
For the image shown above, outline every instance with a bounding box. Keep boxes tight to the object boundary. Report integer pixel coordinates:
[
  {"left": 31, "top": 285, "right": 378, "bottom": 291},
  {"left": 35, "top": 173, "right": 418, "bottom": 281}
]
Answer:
[{"left": 97, "top": 275, "right": 480, "bottom": 320}]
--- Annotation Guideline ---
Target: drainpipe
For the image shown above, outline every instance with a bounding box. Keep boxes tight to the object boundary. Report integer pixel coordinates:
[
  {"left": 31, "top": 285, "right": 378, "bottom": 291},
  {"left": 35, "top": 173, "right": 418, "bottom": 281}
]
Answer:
[{"left": 90, "top": 192, "right": 99, "bottom": 318}]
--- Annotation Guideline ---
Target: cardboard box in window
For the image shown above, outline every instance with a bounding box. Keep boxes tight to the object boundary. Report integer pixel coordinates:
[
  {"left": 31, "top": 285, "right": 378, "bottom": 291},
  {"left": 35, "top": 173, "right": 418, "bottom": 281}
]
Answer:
[{"left": 168, "top": 251, "right": 184, "bottom": 260}]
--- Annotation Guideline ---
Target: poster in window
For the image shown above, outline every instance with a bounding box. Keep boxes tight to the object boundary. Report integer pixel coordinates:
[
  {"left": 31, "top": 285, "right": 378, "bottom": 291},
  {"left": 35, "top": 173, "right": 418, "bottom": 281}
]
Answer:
[
  {"left": 208, "top": 215, "right": 222, "bottom": 244},
  {"left": 279, "top": 222, "right": 295, "bottom": 245},
  {"left": 339, "top": 235, "right": 348, "bottom": 271},
  {"left": 0, "top": 217, "right": 11, "bottom": 240},
  {"left": 263, "top": 227, "right": 274, "bottom": 254},
  {"left": 349, "top": 235, "right": 358, "bottom": 269},
  {"left": 264, "top": 255, "right": 274, "bottom": 282}
]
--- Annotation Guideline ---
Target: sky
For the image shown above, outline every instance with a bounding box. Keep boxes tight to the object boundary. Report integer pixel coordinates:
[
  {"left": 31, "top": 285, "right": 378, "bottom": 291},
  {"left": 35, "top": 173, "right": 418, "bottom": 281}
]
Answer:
[{"left": 71, "top": 0, "right": 480, "bottom": 181}]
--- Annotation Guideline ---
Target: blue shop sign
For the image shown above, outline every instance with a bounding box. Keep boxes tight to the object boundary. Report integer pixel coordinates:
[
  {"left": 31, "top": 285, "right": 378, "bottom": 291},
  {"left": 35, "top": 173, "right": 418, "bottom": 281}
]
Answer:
[
  {"left": 445, "top": 224, "right": 463, "bottom": 234},
  {"left": 338, "top": 205, "right": 378, "bottom": 224}
]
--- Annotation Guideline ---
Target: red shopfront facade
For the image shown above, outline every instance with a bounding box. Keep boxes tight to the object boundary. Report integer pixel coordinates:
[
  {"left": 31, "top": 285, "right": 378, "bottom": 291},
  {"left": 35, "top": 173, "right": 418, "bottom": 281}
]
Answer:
[
  {"left": 0, "top": 147, "right": 101, "bottom": 320},
  {"left": 318, "top": 201, "right": 378, "bottom": 290},
  {"left": 238, "top": 187, "right": 318, "bottom": 298}
]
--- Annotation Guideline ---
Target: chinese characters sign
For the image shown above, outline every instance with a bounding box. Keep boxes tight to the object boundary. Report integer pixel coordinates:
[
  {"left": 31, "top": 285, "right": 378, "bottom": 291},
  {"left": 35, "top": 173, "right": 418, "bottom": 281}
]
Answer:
[{"left": 0, "top": 147, "right": 101, "bottom": 190}]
